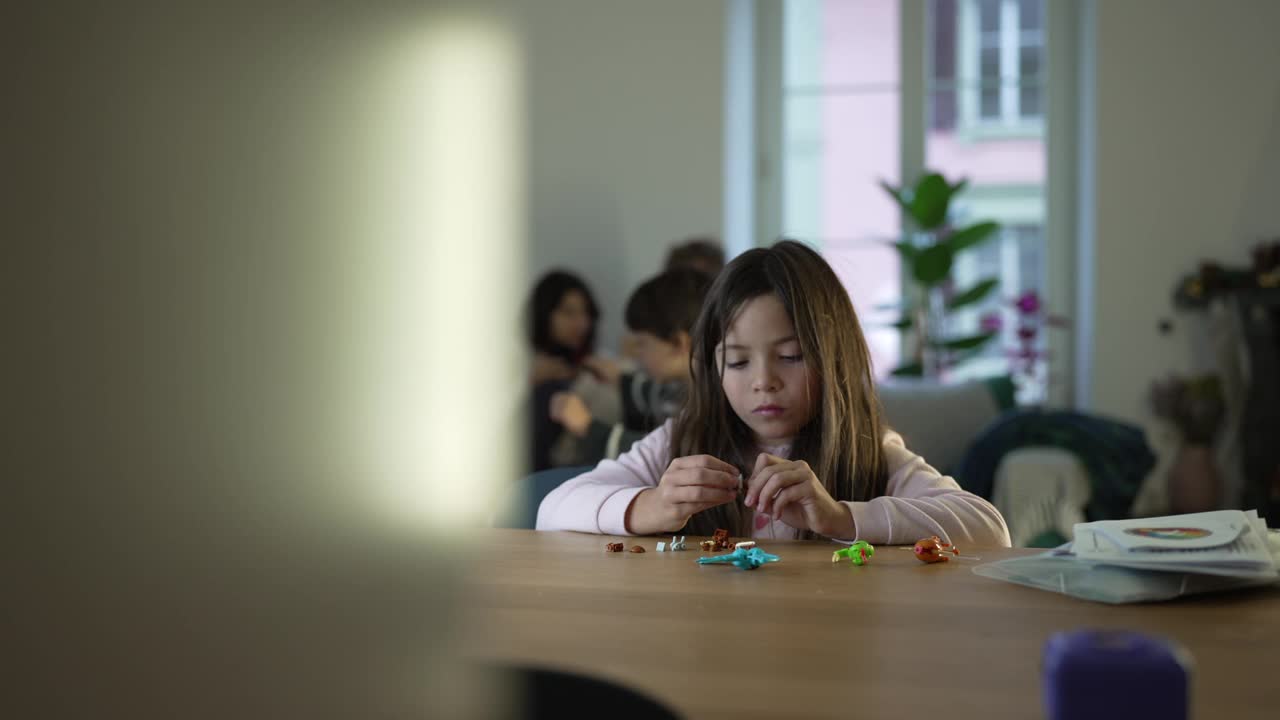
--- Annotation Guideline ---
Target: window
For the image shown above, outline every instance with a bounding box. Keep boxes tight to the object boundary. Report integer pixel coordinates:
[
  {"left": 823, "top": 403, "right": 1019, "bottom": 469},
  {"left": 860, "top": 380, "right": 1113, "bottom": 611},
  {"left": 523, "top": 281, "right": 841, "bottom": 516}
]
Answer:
[
  {"left": 958, "top": 0, "right": 1045, "bottom": 132},
  {"left": 780, "top": 0, "right": 904, "bottom": 377},
  {"left": 768, "top": 0, "right": 1063, "bottom": 404}
]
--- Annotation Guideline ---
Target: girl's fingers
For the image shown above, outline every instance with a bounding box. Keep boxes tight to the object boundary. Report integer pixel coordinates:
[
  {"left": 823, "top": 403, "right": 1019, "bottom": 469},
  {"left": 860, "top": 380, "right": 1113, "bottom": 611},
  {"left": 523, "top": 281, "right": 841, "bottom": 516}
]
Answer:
[
  {"left": 745, "top": 460, "right": 790, "bottom": 507},
  {"left": 674, "top": 499, "right": 733, "bottom": 516},
  {"left": 669, "top": 467, "right": 738, "bottom": 491},
  {"left": 770, "top": 483, "right": 809, "bottom": 520},
  {"left": 672, "top": 484, "right": 737, "bottom": 505},
  {"left": 671, "top": 454, "right": 740, "bottom": 476},
  {"left": 752, "top": 452, "right": 772, "bottom": 478},
  {"left": 756, "top": 470, "right": 807, "bottom": 515}
]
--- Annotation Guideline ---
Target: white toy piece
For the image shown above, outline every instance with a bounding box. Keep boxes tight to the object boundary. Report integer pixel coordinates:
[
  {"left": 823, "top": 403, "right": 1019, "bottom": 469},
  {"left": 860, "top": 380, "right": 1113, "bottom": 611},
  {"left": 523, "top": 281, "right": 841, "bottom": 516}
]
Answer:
[
  {"left": 656, "top": 541, "right": 667, "bottom": 552},
  {"left": 734, "top": 541, "right": 757, "bottom": 550},
  {"left": 669, "top": 535, "right": 688, "bottom": 551}
]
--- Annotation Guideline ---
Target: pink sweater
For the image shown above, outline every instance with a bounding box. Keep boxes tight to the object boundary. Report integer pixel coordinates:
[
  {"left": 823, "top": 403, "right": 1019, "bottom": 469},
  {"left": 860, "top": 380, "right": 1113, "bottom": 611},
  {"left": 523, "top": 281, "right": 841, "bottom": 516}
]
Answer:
[{"left": 536, "top": 421, "right": 1011, "bottom": 546}]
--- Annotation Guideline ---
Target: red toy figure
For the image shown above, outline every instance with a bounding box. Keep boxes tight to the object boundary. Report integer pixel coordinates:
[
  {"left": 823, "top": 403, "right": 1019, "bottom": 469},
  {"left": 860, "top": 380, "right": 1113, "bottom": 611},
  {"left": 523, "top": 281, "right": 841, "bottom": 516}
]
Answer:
[
  {"left": 606, "top": 542, "right": 624, "bottom": 553},
  {"left": 912, "top": 536, "right": 960, "bottom": 564},
  {"left": 711, "top": 528, "right": 733, "bottom": 551}
]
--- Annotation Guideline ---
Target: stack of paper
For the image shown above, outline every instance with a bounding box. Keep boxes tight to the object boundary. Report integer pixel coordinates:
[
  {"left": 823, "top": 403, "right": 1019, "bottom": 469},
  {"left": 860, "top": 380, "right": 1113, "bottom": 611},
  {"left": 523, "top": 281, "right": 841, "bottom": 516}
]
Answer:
[
  {"left": 974, "top": 509, "right": 1279, "bottom": 603},
  {"left": 1063, "top": 509, "right": 1278, "bottom": 580}
]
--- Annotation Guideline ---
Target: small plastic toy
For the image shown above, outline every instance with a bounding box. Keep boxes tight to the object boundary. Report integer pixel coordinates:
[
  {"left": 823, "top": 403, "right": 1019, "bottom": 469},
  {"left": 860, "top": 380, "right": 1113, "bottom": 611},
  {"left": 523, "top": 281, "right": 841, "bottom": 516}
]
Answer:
[
  {"left": 711, "top": 528, "right": 733, "bottom": 550},
  {"left": 734, "top": 541, "right": 756, "bottom": 550},
  {"left": 696, "top": 546, "right": 781, "bottom": 571},
  {"left": 832, "top": 540, "right": 875, "bottom": 565},
  {"left": 606, "top": 542, "right": 624, "bottom": 553},
  {"left": 699, "top": 540, "right": 717, "bottom": 552},
  {"left": 912, "top": 536, "right": 960, "bottom": 563},
  {"left": 658, "top": 536, "right": 687, "bottom": 552},
  {"left": 629, "top": 545, "right": 645, "bottom": 553}
]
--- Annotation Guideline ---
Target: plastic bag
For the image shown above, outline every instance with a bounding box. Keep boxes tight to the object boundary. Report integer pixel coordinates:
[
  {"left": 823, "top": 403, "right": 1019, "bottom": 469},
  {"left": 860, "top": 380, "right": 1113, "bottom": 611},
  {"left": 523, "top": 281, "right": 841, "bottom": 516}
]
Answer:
[{"left": 973, "top": 549, "right": 1278, "bottom": 604}]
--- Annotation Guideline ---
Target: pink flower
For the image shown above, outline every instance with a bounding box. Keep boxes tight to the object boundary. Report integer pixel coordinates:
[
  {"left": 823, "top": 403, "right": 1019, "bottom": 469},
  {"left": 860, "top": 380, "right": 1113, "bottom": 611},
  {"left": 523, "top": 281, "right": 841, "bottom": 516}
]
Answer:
[
  {"left": 1015, "top": 290, "right": 1041, "bottom": 315},
  {"left": 980, "top": 312, "right": 1003, "bottom": 332}
]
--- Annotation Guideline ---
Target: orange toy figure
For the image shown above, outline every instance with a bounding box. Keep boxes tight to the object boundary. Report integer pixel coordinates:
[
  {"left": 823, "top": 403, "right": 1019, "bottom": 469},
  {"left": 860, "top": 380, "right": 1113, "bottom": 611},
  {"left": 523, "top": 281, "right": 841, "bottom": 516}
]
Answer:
[
  {"left": 711, "top": 529, "right": 733, "bottom": 551},
  {"left": 912, "top": 536, "right": 960, "bottom": 564}
]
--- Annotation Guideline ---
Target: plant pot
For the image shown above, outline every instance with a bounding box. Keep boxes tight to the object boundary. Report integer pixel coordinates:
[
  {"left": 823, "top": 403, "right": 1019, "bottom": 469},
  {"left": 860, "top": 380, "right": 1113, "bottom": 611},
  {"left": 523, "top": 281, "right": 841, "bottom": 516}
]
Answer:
[{"left": 1167, "top": 444, "right": 1221, "bottom": 514}]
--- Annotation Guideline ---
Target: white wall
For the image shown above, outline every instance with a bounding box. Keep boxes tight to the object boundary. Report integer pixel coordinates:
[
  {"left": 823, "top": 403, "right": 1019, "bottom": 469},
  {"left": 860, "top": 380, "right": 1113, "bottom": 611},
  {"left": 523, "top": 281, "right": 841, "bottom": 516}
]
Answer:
[
  {"left": 1089, "top": 0, "right": 1280, "bottom": 422},
  {"left": 523, "top": 0, "right": 725, "bottom": 352}
]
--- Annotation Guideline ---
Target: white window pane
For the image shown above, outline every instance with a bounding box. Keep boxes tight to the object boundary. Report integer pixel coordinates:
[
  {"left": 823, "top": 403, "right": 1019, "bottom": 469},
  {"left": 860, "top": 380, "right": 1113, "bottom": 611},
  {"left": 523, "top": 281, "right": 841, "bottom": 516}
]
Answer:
[
  {"left": 978, "top": 0, "right": 1000, "bottom": 33},
  {"left": 927, "top": 0, "right": 1048, "bottom": 396},
  {"left": 1018, "top": 0, "right": 1043, "bottom": 32},
  {"left": 1019, "top": 45, "right": 1042, "bottom": 82},
  {"left": 980, "top": 46, "right": 1000, "bottom": 81},
  {"left": 1020, "top": 85, "right": 1042, "bottom": 117},
  {"left": 782, "top": 95, "right": 825, "bottom": 240},
  {"left": 980, "top": 87, "right": 1001, "bottom": 118},
  {"left": 825, "top": 245, "right": 903, "bottom": 378},
  {"left": 783, "top": 0, "right": 823, "bottom": 88},
  {"left": 820, "top": 0, "right": 901, "bottom": 87},
  {"left": 781, "top": 0, "right": 902, "bottom": 376}
]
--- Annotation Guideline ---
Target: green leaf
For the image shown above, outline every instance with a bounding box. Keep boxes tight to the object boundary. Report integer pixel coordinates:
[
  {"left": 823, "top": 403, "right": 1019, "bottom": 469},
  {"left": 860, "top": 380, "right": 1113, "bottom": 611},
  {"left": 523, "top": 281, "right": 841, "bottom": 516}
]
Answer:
[
  {"left": 911, "top": 173, "right": 952, "bottom": 229},
  {"left": 888, "top": 316, "right": 913, "bottom": 330},
  {"left": 939, "top": 331, "right": 998, "bottom": 351},
  {"left": 890, "top": 362, "right": 923, "bottom": 377},
  {"left": 892, "top": 240, "right": 919, "bottom": 261},
  {"left": 947, "top": 221, "right": 1000, "bottom": 254},
  {"left": 879, "top": 180, "right": 910, "bottom": 213},
  {"left": 911, "top": 244, "right": 954, "bottom": 286},
  {"left": 949, "top": 346, "right": 989, "bottom": 367},
  {"left": 947, "top": 277, "right": 999, "bottom": 310}
]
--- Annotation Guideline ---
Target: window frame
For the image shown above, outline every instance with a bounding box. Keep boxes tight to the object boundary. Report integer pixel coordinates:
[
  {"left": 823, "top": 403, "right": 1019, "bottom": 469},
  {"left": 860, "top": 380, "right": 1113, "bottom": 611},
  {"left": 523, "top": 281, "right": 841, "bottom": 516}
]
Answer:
[
  {"left": 955, "top": 0, "right": 1046, "bottom": 140},
  {"left": 750, "top": 0, "right": 1084, "bottom": 406}
]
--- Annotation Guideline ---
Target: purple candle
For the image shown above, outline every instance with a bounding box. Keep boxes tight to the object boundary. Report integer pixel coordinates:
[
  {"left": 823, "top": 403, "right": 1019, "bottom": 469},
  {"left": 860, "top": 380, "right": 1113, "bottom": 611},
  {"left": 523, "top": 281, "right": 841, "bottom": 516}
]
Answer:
[{"left": 1043, "top": 630, "right": 1192, "bottom": 720}]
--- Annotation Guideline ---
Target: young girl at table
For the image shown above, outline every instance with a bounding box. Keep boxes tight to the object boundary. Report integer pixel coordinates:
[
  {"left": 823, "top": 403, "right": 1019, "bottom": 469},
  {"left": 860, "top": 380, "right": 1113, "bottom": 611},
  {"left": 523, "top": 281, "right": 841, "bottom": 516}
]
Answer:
[{"left": 537, "top": 240, "right": 1010, "bottom": 546}]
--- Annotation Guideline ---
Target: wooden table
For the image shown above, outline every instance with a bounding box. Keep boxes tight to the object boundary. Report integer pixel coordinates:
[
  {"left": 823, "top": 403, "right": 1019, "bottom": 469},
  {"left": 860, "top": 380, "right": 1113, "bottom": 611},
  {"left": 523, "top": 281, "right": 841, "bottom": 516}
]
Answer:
[{"left": 461, "top": 529, "right": 1280, "bottom": 719}]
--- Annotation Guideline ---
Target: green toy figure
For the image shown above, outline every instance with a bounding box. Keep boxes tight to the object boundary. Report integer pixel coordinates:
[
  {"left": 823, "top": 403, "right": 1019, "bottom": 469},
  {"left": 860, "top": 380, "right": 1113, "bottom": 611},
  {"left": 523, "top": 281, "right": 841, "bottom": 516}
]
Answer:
[{"left": 832, "top": 541, "right": 875, "bottom": 566}]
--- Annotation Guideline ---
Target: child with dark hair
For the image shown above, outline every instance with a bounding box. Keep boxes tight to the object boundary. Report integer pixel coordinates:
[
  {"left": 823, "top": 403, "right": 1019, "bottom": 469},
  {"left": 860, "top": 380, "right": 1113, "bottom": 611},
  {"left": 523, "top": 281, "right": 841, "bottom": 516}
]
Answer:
[
  {"left": 527, "top": 270, "right": 605, "bottom": 472},
  {"left": 528, "top": 270, "right": 599, "bottom": 384},
  {"left": 665, "top": 236, "right": 725, "bottom": 278},
  {"left": 550, "top": 269, "right": 712, "bottom": 464}
]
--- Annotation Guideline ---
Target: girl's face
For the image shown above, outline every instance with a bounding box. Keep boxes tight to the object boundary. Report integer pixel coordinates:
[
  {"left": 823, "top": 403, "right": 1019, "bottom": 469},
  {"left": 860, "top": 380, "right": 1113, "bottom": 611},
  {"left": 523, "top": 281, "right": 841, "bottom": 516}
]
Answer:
[
  {"left": 716, "top": 294, "right": 819, "bottom": 446},
  {"left": 549, "top": 289, "right": 592, "bottom": 352}
]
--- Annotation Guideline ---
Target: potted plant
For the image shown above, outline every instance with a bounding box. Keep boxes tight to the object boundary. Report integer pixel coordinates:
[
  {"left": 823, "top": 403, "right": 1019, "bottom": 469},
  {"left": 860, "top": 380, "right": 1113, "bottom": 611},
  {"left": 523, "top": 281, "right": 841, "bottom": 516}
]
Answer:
[
  {"left": 881, "top": 172, "right": 1001, "bottom": 378},
  {"left": 1149, "top": 374, "right": 1226, "bottom": 513}
]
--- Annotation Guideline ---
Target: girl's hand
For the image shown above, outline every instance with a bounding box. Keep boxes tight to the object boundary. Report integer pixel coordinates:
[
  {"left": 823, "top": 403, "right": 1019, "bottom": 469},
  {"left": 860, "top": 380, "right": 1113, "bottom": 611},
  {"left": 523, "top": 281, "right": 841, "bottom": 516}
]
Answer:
[
  {"left": 625, "top": 455, "right": 739, "bottom": 535},
  {"left": 744, "top": 453, "right": 855, "bottom": 538}
]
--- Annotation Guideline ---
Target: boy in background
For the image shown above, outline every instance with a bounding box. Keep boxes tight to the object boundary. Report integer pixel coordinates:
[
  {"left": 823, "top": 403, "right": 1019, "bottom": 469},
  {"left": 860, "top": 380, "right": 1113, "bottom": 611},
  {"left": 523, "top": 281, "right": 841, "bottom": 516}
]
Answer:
[{"left": 549, "top": 268, "right": 712, "bottom": 464}]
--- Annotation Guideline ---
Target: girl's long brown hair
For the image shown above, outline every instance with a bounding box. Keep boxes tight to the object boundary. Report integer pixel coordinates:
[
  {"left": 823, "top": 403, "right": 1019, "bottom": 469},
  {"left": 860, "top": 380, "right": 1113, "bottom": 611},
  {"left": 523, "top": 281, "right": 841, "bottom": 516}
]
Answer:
[{"left": 672, "top": 240, "right": 889, "bottom": 536}]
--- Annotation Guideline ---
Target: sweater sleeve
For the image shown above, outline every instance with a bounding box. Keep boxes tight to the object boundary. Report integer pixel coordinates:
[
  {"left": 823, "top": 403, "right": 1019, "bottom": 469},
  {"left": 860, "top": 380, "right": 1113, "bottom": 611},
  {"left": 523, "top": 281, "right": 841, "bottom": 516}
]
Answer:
[
  {"left": 838, "top": 430, "right": 1011, "bottom": 547},
  {"left": 535, "top": 420, "right": 674, "bottom": 535}
]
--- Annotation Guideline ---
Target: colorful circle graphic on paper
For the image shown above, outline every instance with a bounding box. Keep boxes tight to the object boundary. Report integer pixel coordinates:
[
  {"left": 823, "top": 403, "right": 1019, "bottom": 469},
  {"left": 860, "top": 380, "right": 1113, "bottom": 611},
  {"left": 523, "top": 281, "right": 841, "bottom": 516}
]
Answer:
[{"left": 1122, "top": 527, "right": 1212, "bottom": 540}]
